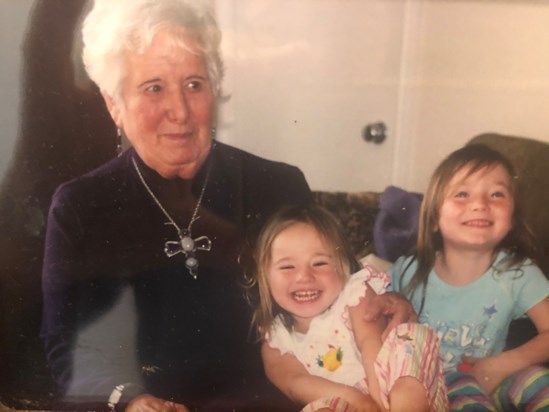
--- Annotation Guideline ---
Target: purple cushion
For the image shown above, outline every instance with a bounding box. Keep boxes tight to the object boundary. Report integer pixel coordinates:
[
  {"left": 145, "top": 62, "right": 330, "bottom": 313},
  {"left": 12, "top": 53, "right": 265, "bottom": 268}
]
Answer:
[{"left": 373, "top": 186, "right": 422, "bottom": 262}]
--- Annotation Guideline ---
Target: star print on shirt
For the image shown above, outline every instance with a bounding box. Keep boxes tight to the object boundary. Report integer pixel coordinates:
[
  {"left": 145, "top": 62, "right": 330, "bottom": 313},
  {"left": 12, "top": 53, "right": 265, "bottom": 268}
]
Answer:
[{"left": 483, "top": 303, "right": 497, "bottom": 318}]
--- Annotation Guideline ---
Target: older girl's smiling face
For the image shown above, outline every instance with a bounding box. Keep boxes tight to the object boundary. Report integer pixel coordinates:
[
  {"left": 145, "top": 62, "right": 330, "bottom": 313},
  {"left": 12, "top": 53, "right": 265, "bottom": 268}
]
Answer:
[
  {"left": 437, "top": 164, "right": 514, "bottom": 254},
  {"left": 104, "top": 30, "right": 214, "bottom": 179}
]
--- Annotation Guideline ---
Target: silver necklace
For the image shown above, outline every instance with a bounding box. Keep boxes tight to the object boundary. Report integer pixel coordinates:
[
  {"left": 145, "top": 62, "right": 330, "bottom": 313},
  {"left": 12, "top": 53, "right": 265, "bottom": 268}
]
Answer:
[{"left": 132, "top": 157, "right": 212, "bottom": 279}]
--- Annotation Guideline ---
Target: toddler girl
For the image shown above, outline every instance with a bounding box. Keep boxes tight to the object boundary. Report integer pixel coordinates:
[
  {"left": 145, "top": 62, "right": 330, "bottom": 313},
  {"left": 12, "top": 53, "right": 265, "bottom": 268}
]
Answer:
[
  {"left": 390, "top": 144, "right": 549, "bottom": 411},
  {"left": 249, "top": 204, "right": 448, "bottom": 412}
]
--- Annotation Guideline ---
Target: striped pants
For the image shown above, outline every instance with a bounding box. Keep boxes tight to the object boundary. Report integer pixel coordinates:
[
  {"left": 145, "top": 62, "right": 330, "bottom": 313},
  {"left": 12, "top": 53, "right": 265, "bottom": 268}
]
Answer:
[
  {"left": 446, "top": 365, "right": 549, "bottom": 412},
  {"left": 301, "top": 323, "right": 448, "bottom": 412}
]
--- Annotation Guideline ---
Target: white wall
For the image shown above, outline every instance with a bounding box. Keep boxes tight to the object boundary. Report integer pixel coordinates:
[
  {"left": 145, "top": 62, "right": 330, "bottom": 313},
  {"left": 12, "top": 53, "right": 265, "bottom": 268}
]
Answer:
[
  {"left": 216, "top": 0, "right": 407, "bottom": 192},
  {"left": 0, "top": 0, "right": 34, "bottom": 181},
  {"left": 216, "top": 0, "right": 549, "bottom": 193},
  {"left": 396, "top": 1, "right": 549, "bottom": 192},
  {"left": 2, "top": 1, "right": 549, "bottom": 194}
]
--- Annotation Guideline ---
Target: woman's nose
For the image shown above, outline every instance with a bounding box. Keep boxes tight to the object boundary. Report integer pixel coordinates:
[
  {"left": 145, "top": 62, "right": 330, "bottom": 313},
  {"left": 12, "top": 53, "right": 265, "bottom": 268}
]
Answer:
[{"left": 166, "top": 90, "right": 189, "bottom": 123}]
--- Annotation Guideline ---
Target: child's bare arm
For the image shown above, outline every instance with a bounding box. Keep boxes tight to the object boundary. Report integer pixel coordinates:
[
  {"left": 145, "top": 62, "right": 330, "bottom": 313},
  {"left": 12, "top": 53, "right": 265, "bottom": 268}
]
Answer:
[
  {"left": 349, "top": 288, "right": 388, "bottom": 409},
  {"left": 469, "top": 296, "right": 549, "bottom": 394},
  {"left": 261, "top": 341, "right": 380, "bottom": 411}
]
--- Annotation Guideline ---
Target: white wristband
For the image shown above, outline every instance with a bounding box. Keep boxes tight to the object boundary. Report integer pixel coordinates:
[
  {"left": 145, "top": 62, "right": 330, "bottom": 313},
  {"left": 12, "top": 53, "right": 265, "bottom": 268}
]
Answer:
[
  {"left": 107, "top": 384, "right": 125, "bottom": 412},
  {"left": 107, "top": 383, "right": 145, "bottom": 412}
]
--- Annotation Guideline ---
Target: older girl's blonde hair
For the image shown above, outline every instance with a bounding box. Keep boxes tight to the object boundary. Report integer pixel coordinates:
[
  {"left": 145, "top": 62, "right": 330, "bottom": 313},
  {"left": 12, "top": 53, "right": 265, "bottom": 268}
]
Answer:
[{"left": 247, "top": 203, "right": 360, "bottom": 340}]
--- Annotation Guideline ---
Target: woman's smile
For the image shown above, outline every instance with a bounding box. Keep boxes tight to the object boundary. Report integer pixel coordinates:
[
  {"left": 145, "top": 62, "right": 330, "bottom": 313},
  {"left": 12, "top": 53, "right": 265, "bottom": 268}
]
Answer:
[
  {"left": 161, "top": 130, "right": 194, "bottom": 141},
  {"left": 105, "top": 30, "right": 214, "bottom": 179}
]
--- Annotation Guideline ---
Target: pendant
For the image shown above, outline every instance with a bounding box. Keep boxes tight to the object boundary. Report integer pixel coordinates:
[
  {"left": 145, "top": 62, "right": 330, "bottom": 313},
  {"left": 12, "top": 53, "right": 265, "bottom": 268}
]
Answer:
[{"left": 164, "top": 229, "right": 212, "bottom": 279}]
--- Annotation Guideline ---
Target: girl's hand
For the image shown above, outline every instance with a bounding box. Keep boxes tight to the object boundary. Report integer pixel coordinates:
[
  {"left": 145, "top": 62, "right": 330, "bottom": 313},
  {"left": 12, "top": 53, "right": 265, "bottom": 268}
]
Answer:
[
  {"left": 463, "top": 297, "right": 549, "bottom": 395},
  {"left": 302, "top": 391, "right": 382, "bottom": 412},
  {"left": 126, "top": 394, "right": 190, "bottom": 412},
  {"left": 356, "top": 400, "right": 383, "bottom": 412},
  {"left": 368, "top": 392, "right": 386, "bottom": 412},
  {"left": 461, "top": 355, "right": 507, "bottom": 394},
  {"left": 336, "top": 390, "right": 383, "bottom": 412},
  {"left": 361, "top": 291, "right": 417, "bottom": 340}
]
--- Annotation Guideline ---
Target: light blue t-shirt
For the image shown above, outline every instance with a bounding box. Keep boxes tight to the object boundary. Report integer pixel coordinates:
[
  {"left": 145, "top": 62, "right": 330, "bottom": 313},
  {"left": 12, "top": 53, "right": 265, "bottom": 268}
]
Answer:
[{"left": 389, "top": 251, "right": 549, "bottom": 372}]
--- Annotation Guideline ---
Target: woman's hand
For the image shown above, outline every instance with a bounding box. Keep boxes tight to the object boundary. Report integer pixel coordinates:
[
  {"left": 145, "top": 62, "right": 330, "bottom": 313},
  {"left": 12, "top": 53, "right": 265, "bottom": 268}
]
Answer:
[
  {"left": 361, "top": 291, "right": 417, "bottom": 339},
  {"left": 126, "top": 394, "right": 190, "bottom": 412}
]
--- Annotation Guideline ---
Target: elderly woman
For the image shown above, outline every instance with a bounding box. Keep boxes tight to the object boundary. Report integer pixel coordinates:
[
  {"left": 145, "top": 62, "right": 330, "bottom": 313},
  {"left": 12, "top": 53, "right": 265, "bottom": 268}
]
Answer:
[
  {"left": 40, "top": 1, "right": 311, "bottom": 411},
  {"left": 40, "top": 1, "right": 412, "bottom": 411}
]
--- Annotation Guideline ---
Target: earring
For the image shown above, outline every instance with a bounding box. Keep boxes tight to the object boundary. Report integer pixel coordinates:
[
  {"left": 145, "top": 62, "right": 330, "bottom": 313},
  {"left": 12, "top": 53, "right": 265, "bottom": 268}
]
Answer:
[
  {"left": 116, "top": 128, "right": 123, "bottom": 156},
  {"left": 211, "top": 127, "right": 217, "bottom": 139}
]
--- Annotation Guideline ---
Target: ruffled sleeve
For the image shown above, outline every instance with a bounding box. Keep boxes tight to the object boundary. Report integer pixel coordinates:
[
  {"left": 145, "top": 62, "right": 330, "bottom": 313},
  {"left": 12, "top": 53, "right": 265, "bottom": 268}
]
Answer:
[
  {"left": 265, "top": 316, "right": 296, "bottom": 356},
  {"left": 343, "top": 265, "right": 391, "bottom": 310}
]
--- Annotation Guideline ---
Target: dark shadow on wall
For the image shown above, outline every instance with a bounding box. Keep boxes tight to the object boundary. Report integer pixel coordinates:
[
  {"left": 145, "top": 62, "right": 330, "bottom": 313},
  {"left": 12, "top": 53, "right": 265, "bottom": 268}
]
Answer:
[{"left": 0, "top": 1, "right": 115, "bottom": 408}]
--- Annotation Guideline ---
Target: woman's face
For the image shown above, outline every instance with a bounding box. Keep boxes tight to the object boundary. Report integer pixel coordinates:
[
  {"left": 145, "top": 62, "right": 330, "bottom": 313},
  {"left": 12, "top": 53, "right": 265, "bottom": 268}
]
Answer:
[{"left": 104, "top": 30, "right": 214, "bottom": 179}]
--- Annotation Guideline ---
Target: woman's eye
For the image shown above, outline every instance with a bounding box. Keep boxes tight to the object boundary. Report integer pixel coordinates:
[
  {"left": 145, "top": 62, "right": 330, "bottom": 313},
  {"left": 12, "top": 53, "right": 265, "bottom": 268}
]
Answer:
[
  {"left": 186, "top": 80, "right": 202, "bottom": 91},
  {"left": 145, "top": 84, "right": 162, "bottom": 93},
  {"left": 454, "top": 191, "right": 468, "bottom": 198},
  {"left": 279, "top": 265, "right": 294, "bottom": 270},
  {"left": 491, "top": 191, "right": 507, "bottom": 198}
]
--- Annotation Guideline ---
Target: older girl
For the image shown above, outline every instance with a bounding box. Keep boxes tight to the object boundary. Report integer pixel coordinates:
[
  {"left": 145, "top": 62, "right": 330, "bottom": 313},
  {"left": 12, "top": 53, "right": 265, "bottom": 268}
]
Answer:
[
  {"left": 390, "top": 144, "right": 549, "bottom": 411},
  {"left": 250, "top": 204, "right": 448, "bottom": 412}
]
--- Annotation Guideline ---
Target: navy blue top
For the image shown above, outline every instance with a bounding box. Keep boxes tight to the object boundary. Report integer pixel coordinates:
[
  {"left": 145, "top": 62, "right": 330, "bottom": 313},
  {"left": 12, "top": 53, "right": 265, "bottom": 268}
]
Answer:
[{"left": 41, "top": 142, "right": 311, "bottom": 410}]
